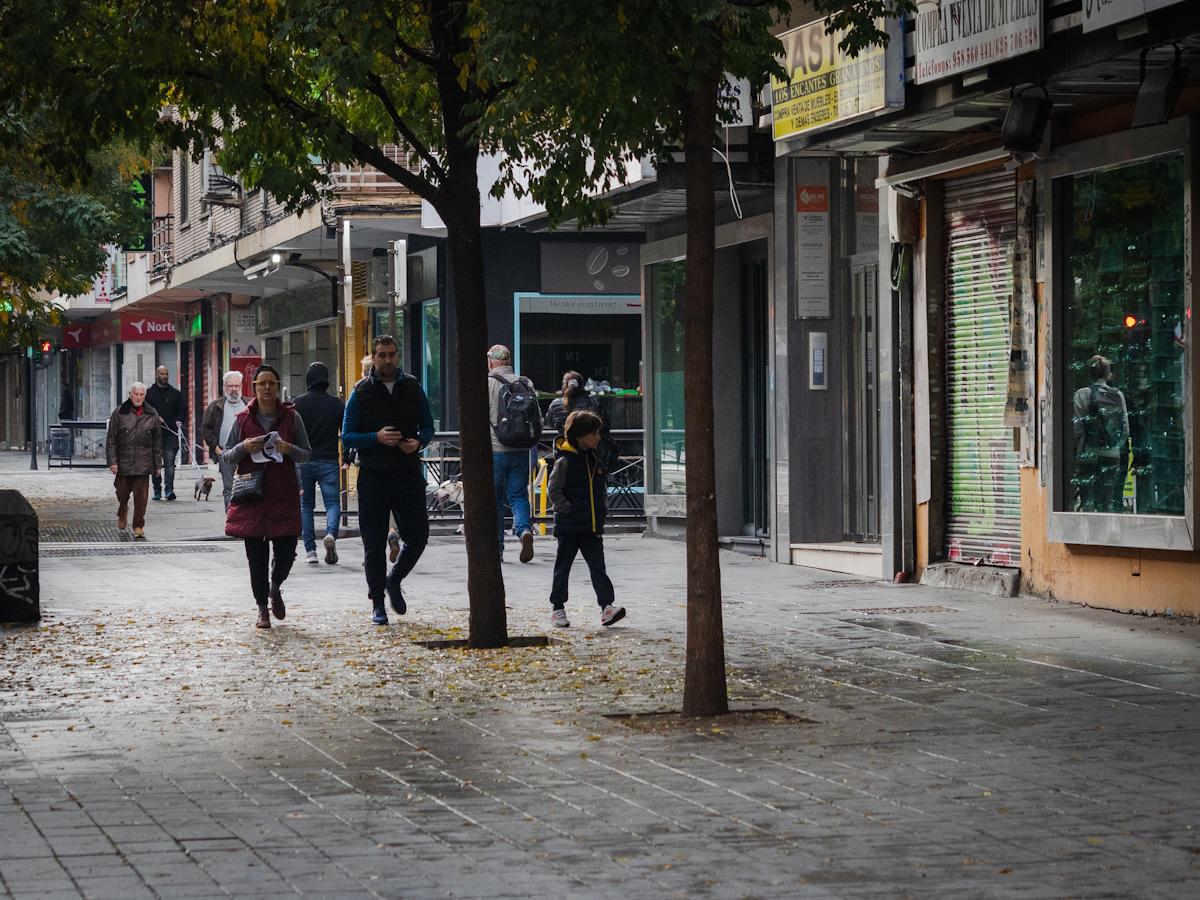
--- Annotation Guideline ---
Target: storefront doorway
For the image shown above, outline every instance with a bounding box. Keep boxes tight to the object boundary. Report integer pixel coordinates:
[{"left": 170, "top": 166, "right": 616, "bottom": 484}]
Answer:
[
  {"left": 844, "top": 256, "right": 880, "bottom": 542},
  {"left": 740, "top": 242, "right": 770, "bottom": 537},
  {"left": 943, "top": 170, "right": 1021, "bottom": 566}
]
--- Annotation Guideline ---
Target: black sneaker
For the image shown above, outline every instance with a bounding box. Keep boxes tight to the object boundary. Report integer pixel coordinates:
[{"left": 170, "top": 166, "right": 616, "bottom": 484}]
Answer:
[
  {"left": 386, "top": 580, "right": 407, "bottom": 616},
  {"left": 371, "top": 603, "right": 388, "bottom": 626},
  {"left": 152, "top": 492, "right": 162, "bottom": 502},
  {"left": 166, "top": 492, "right": 176, "bottom": 501}
]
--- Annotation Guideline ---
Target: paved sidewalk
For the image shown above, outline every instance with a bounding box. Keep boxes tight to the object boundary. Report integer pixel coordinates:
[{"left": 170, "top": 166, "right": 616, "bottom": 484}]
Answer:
[
  {"left": 3, "top": 513, "right": 1200, "bottom": 896},
  {"left": 2, "top": 451, "right": 358, "bottom": 543}
]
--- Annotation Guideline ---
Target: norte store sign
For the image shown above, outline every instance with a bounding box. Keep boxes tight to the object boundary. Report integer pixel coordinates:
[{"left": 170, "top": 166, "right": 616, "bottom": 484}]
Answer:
[
  {"left": 770, "top": 17, "right": 904, "bottom": 142},
  {"left": 1082, "top": 0, "right": 1186, "bottom": 32},
  {"left": 91, "top": 312, "right": 176, "bottom": 345},
  {"left": 913, "top": 0, "right": 1042, "bottom": 84}
]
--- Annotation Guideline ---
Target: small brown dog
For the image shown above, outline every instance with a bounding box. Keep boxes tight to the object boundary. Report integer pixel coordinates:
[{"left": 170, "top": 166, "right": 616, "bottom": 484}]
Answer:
[{"left": 194, "top": 475, "right": 215, "bottom": 501}]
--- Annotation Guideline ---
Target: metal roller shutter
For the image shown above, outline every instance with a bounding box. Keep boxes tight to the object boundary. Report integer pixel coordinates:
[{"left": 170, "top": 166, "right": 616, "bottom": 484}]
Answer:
[{"left": 944, "top": 170, "right": 1021, "bottom": 567}]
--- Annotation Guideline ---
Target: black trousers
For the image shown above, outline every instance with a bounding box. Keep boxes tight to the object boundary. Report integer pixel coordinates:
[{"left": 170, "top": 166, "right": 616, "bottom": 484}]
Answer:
[
  {"left": 243, "top": 536, "right": 298, "bottom": 604},
  {"left": 550, "top": 532, "right": 614, "bottom": 610},
  {"left": 153, "top": 431, "right": 179, "bottom": 496},
  {"left": 358, "top": 467, "right": 429, "bottom": 603}
]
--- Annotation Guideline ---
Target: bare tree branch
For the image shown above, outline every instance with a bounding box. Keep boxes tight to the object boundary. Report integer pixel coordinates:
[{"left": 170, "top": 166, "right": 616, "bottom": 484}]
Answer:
[
  {"left": 363, "top": 71, "right": 448, "bottom": 184},
  {"left": 258, "top": 82, "right": 440, "bottom": 200}
]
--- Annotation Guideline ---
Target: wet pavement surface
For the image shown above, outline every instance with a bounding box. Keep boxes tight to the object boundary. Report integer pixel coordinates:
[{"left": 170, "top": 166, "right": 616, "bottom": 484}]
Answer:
[{"left": 2, "top": 455, "right": 1200, "bottom": 898}]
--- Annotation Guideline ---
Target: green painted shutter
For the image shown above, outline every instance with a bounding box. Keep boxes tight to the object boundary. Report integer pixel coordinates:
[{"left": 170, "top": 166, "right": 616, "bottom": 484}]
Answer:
[{"left": 944, "top": 170, "right": 1021, "bottom": 567}]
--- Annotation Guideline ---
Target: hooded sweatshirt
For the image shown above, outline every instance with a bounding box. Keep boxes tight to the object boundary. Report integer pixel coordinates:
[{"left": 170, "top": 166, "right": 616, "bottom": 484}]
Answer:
[
  {"left": 291, "top": 362, "right": 345, "bottom": 462},
  {"left": 547, "top": 435, "right": 607, "bottom": 536}
]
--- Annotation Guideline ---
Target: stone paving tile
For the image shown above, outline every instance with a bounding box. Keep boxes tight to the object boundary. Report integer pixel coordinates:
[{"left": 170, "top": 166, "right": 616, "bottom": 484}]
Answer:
[{"left": 2, "top": 533, "right": 1199, "bottom": 897}]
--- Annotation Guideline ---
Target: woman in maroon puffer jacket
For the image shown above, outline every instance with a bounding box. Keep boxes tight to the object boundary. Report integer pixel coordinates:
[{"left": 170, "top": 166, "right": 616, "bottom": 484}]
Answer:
[{"left": 223, "top": 365, "right": 312, "bottom": 629}]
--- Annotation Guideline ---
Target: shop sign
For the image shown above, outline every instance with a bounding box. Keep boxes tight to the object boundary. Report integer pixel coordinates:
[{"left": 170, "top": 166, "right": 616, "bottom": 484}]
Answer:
[
  {"left": 913, "top": 0, "right": 1042, "bottom": 84},
  {"left": 119, "top": 313, "right": 175, "bottom": 342},
  {"left": 1083, "top": 0, "right": 1185, "bottom": 32},
  {"left": 771, "top": 17, "right": 904, "bottom": 142},
  {"left": 520, "top": 295, "right": 641, "bottom": 316},
  {"left": 91, "top": 315, "right": 121, "bottom": 346},
  {"left": 795, "top": 183, "right": 831, "bottom": 318},
  {"left": 541, "top": 243, "right": 639, "bottom": 295},
  {"left": 229, "top": 308, "right": 261, "bottom": 383},
  {"left": 93, "top": 244, "right": 125, "bottom": 303},
  {"left": 61, "top": 321, "right": 92, "bottom": 349},
  {"left": 92, "top": 312, "right": 175, "bottom": 344}
]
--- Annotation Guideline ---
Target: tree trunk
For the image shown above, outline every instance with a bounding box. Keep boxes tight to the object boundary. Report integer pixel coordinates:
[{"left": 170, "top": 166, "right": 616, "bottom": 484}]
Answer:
[
  {"left": 442, "top": 186, "right": 508, "bottom": 648},
  {"left": 680, "top": 59, "right": 728, "bottom": 718},
  {"left": 432, "top": 0, "right": 507, "bottom": 649}
]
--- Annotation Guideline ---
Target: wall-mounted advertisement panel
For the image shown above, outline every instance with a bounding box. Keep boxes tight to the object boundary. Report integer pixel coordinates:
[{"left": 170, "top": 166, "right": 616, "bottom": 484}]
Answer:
[
  {"left": 771, "top": 18, "right": 904, "bottom": 142},
  {"left": 1082, "top": 0, "right": 1185, "bottom": 33},
  {"left": 913, "top": 0, "right": 1043, "bottom": 84}
]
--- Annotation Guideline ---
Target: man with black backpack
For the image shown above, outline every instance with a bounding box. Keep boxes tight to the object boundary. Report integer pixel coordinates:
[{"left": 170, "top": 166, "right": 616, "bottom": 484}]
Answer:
[
  {"left": 487, "top": 344, "right": 542, "bottom": 562},
  {"left": 1071, "top": 354, "right": 1131, "bottom": 513}
]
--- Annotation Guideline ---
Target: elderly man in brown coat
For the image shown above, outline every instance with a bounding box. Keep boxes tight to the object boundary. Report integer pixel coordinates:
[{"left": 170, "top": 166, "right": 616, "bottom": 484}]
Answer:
[{"left": 106, "top": 381, "right": 162, "bottom": 539}]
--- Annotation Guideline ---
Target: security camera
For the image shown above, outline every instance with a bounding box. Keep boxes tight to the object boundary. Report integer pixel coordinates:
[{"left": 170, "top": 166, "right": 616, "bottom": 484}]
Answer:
[{"left": 243, "top": 252, "right": 283, "bottom": 281}]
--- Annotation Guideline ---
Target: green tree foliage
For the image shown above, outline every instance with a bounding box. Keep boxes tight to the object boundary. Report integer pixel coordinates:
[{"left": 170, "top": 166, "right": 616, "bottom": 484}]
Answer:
[
  {"left": 0, "top": 0, "right": 905, "bottom": 660},
  {"left": 0, "top": 109, "right": 149, "bottom": 349}
]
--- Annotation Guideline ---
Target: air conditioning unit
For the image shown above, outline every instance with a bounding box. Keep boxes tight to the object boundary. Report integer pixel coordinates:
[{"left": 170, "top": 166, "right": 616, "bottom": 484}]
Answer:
[{"left": 201, "top": 150, "right": 243, "bottom": 207}]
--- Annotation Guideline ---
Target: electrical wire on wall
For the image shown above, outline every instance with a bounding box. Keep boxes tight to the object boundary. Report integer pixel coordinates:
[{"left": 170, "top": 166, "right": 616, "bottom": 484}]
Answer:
[
  {"left": 890, "top": 241, "right": 910, "bottom": 292},
  {"left": 713, "top": 125, "right": 743, "bottom": 220}
]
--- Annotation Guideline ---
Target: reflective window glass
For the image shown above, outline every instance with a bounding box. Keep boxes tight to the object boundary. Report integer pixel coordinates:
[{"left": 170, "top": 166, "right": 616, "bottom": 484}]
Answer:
[{"left": 1060, "top": 154, "right": 1187, "bottom": 515}]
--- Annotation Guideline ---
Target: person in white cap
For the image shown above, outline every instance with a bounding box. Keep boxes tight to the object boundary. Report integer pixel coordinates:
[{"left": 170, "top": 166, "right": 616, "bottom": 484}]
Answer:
[{"left": 486, "top": 344, "right": 542, "bottom": 562}]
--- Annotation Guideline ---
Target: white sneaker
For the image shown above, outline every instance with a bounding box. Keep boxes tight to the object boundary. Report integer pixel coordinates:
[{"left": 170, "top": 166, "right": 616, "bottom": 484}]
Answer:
[
  {"left": 550, "top": 608, "right": 570, "bottom": 628},
  {"left": 600, "top": 605, "right": 626, "bottom": 627},
  {"left": 323, "top": 533, "right": 338, "bottom": 565},
  {"left": 305, "top": 550, "right": 319, "bottom": 565}
]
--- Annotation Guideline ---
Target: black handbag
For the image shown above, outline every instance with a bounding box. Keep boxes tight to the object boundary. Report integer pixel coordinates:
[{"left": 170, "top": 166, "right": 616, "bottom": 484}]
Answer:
[{"left": 230, "top": 470, "right": 264, "bottom": 503}]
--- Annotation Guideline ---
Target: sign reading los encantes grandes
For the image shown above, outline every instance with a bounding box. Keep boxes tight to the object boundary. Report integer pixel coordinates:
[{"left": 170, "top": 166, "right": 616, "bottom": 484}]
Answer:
[
  {"left": 913, "top": 0, "right": 1042, "bottom": 84},
  {"left": 770, "top": 18, "right": 903, "bottom": 142}
]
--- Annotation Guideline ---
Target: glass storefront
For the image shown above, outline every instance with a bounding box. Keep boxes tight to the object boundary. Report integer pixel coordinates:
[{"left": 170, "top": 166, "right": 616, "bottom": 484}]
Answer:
[
  {"left": 648, "top": 259, "right": 686, "bottom": 495},
  {"left": 422, "top": 299, "right": 442, "bottom": 429},
  {"left": 1059, "top": 154, "right": 1187, "bottom": 516}
]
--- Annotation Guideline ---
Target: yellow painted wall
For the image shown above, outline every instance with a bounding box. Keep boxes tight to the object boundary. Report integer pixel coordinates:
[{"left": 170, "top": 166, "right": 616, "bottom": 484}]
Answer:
[
  {"left": 1020, "top": 466, "right": 1200, "bottom": 615},
  {"left": 915, "top": 502, "right": 929, "bottom": 579}
]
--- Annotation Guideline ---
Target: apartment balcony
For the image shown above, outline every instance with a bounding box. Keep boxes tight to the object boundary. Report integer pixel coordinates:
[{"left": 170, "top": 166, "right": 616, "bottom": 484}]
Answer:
[
  {"left": 151, "top": 214, "right": 173, "bottom": 276},
  {"left": 326, "top": 144, "right": 421, "bottom": 215}
]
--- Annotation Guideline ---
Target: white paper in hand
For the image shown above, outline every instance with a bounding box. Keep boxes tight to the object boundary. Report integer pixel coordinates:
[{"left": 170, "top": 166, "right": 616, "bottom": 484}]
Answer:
[{"left": 251, "top": 431, "right": 284, "bottom": 463}]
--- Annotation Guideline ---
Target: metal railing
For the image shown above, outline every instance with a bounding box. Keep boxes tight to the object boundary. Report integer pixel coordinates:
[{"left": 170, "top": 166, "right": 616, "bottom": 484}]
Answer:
[
  {"left": 328, "top": 144, "right": 420, "bottom": 196},
  {"left": 420, "top": 429, "right": 645, "bottom": 525},
  {"left": 151, "top": 215, "right": 174, "bottom": 275}
]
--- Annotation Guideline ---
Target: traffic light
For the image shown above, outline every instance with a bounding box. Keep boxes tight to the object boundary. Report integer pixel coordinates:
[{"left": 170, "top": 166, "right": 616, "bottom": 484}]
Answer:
[{"left": 39, "top": 340, "right": 52, "bottom": 368}]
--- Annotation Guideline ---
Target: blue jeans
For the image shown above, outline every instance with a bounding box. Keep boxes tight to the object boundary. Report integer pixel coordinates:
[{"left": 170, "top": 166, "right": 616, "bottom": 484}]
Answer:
[
  {"left": 493, "top": 450, "right": 532, "bottom": 552},
  {"left": 300, "top": 460, "right": 341, "bottom": 553}
]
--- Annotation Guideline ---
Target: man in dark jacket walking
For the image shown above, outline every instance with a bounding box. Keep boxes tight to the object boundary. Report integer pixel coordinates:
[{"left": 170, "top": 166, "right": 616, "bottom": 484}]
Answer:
[
  {"left": 342, "top": 336, "right": 434, "bottom": 625},
  {"left": 105, "top": 381, "right": 162, "bottom": 540},
  {"left": 293, "top": 361, "right": 346, "bottom": 565},
  {"left": 146, "top": 365, "right": 186, "bottom": 501}
]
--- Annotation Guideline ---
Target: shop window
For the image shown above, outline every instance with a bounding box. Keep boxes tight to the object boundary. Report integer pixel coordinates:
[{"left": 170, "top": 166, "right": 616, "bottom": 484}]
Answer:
[
  {"left": 422, "top": 300, "right": 442, "bottom": 430},
  {"left": 371, "top": 308, "right": 405, "bottom": 369},
  {"left": 514, "top": 293, "right": 643, "bottom": 430},
  {"left": 1047, "top": 120, "right": 1193, "bottom": 550},
  {"left": 1059, "top": 155, "right": 1186, "bottom": 516},
  {"left": 649, "top": 259, "right": 686, "bottom": 495}
]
